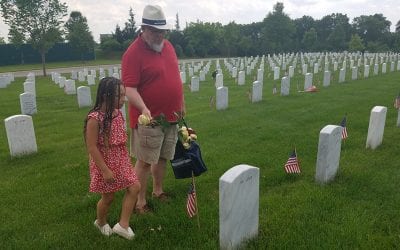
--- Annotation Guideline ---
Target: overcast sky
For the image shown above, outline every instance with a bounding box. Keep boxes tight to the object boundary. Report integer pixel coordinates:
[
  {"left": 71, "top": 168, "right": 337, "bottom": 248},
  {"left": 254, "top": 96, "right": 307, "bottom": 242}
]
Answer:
[{"left": 0, "top": 0, "right": 399, "bottom": 43}]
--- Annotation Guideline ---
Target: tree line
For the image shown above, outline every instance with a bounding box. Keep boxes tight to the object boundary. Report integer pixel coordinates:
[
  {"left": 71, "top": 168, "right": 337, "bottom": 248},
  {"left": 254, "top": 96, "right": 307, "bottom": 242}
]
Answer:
[
  {"left": 102, "top": 2, "right": 400, "bottom": 57},
  {"left": 1, "top": 1, "right": 400, "bottom": 76}
]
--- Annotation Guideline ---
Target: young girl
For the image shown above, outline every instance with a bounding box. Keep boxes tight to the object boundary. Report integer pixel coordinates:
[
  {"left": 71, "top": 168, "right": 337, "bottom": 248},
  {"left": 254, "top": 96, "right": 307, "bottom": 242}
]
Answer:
[{"left": 84, "top": 77, "right": 140, "bottom": 240}]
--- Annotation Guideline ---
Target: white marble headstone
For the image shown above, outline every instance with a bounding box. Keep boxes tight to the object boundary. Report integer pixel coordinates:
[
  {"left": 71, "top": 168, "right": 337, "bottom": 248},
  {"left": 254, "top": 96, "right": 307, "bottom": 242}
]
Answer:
[
  {"left": 90, "top": 69, "right": 97, "bottom": 78},
  {"left": 273, "top": 67, "right": 280, "bottom": 80},
  {"left": 190, "top": 76, "right": 199, "bottom": 92},
  {"left": 252, "top": 81, "right": 262, "bottom": 103},
  {"left": 315, "top": 125, "right": 342, "bottom": 184},
  {"left": 382, "top": 63, "right": 387, "bottom": 74},
  {"left": 19, "top": 92, "right": 37, "bottom": 115},
  {"left": 238, "top": 71, "right": 245, "bottom": 85},
  {"left": 71, "top": 70, "right": 78, "bottom": 80},
  {"left": 64, "top": 79, "right": 76, "bottom": 95},
  {"left": 257, "top": 69, "right": 264, "bottom": 84},
  {"left": 112, "top": 72, "right": 120, "bottom": 79},
  {"left": 364, "top": 65, "right": 370, "bottom": 78},
  {"left": 180, "top": 71, "right": 186, "bottom": 84},
  {"left": 58, "top": 76, "right": 66, "bottom": 88},
  {"left": 87, "top": 75, "right": 95, "bottom": 86},
  {"left": 0, "top": 76, "right": 7, "bottom": 88},
  {"left": 216, "top": 73, "right": 223, "bottom": 88},
  {"left": 323, "top": 71, "right": 331, "bottom": 87},
  {"left": 373, "top": 64, "right": 379, "bottom": 75},
  {"left": 339, "top": 68, "right": 345, "bottom": 83},
  {"left": 78, "top": 71, "right": 85, "bottom": 82},
  {"left": 77, "top": 86, "right": 92, "bottom": 108},
  {"left": 216, "top": 87, "right": 228, "bottom": 111},
  {"left": 5, "top": 115, "right": 38, "bottom": 157},
  {"left": 199, "top": 70, "right": 205, "bottom": 81},
  {"left": 366, "top": 106, "right": 387, "bottom": 150},
  {"left": 280, "top": 76, "right": 290, "bottom": 96},
  {"left": 288, "top": 65, "right": 294, "bottom": 77},
  {"left": 99, "top": 68, "right": 106, "bottom": 79},
  {"left": 351, "top": 66, "right": 358, "bottom": 80},
  {"left": 304, "top": 73, "right": 312, "bottom": 90},
  {"left": 23, "top": 81, "right": 36, "bottom": 96},
  {"left": 302, "top": 64, "right": 308, "bottom": 75},
  {"left": 219, "top": 164, "right": 259, "bottom": 250}
]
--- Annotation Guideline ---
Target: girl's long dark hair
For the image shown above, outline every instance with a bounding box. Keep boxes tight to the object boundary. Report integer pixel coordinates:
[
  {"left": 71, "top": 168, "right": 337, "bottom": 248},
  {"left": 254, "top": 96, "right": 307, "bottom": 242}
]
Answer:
[{"left": 83, "top": 77, "right": 122, "bottom": 144}]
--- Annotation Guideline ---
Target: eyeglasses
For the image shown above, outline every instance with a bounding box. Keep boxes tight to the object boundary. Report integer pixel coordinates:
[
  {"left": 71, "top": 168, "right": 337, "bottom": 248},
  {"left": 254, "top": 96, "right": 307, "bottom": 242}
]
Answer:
[{"left": 147, "top": 27, "right": 167, "bottom": 34}]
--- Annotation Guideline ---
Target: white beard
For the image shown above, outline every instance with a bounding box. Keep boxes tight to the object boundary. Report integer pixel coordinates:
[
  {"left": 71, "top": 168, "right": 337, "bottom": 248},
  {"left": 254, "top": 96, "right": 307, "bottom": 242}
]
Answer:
[{"left": 150, "top": 41, "right": 164, "bottom": 53}]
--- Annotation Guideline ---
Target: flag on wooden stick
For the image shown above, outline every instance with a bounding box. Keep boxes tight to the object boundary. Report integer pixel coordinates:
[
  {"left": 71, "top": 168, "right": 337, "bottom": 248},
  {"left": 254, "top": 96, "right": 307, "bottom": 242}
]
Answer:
[
  {"left": 284, "top": 149, "right": 301, "bottom": 174},
  {"left": 340, "top": 116, "right": 348, "bottom": 139},
  {"left": 186, "top": 182, "right": 197, "bottom": 218}
]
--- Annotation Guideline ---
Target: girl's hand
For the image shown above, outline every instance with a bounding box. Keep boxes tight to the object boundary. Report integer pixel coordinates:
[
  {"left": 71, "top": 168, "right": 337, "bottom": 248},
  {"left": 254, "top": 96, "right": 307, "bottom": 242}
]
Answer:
[{"left": 102, "top": 168, "right": 115, "bottom": 183}]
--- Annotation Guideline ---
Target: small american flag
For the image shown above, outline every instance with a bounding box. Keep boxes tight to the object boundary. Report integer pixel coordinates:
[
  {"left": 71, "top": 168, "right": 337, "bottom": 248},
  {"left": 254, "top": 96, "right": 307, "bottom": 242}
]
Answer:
[
  {"left": 340, "top": 116, "right": 348, "bottom": 139},
  {"left": 284, "top": 150, "right": 301, "bottom": 174},
  {"left": 186, "top": 183, "right": 197, "bottom": 218},
  {"left": 394, "top": 93, "right": 400, "bottom": 109}
]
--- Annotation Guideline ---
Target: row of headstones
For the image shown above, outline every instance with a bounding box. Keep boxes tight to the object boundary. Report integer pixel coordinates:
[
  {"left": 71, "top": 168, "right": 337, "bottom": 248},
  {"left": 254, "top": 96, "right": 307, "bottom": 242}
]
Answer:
[
  {"left": 50, "top": 67, "right": 121, "bottom": 108},
  {"left": 192, "top": 56, "right": 399, "bottom": 100},
  {"left": 69, "top": 67, "right": 120, "bottom": 83},
  {"left": 219, "top": 105, "right": 392, "bottom": 249},
  {"left": 187, "top": 60, "right": 397, "bottom": 110},
  {"left": 180, "top": 61, "right": 211, "bottom": 84},
  {"left": 0, "top": 73, "right": 15, "bottom": 88},
  {"left": 271, "top": 52, "right": 399, "bottom": 69}
]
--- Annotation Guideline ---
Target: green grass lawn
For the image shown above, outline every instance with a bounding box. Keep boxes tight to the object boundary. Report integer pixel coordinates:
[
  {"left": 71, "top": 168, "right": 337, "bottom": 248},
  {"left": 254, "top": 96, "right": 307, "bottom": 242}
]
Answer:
[{"left": 0, "top": 61, "right": 400, "bottom": 249}]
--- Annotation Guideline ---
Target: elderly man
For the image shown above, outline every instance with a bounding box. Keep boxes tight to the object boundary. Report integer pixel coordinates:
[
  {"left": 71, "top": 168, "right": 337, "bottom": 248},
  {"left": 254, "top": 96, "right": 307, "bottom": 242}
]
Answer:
[{"left": 121, "top": 5, "right": 185, "bottom": 214}]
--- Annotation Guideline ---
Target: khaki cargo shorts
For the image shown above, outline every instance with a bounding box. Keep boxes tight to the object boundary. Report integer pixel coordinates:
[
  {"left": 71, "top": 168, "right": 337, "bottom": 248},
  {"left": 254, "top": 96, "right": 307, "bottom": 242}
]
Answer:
[{"left": 130, "top": 124, "right": 178, "bottom": 165}]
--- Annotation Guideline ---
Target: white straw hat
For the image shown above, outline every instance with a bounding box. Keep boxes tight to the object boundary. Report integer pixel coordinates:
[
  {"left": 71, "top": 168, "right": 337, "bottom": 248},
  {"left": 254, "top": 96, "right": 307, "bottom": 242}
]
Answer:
[{"left": 141, "top": 5, "right": 170, "bottom": 30}]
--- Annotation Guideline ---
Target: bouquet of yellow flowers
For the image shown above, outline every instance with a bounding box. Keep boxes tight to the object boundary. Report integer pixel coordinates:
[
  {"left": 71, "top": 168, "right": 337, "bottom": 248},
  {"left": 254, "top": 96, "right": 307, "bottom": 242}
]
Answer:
[{"left": 170, "top": 116, "right": 207, "bottom": 179}]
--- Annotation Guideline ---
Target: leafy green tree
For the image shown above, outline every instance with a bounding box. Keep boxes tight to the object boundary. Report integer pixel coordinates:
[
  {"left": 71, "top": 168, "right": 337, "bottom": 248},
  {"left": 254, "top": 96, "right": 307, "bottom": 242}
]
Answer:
[
  {"left": 348, "top": 34, "right": 365, "bottom": 51},
  {"left": 396, "top": 20, "right": 400, "bottom": 33},
  {"left": 237, "top": 35, "right": 252, "bottom": 56},
  {"left": 302, "top": 28, "right": 317, "bottom": 51},
  {"left": 113, "top": 25, "right": 124, "bottom": 45},
  {"left": 100, "top": 38, "right": 121, "bottom": 52},
  {"left": 0, "top": 37, "right": 5, "bottom": 44},
  {"left": 352, "top": 14, "right": 391, "bottom": 46},
  {"left": 8, "top": 27, "right": 25, "bottom": 63},
  {"left": 316, "top": 13, "right": 351, "bottom": 50},
  {"left": 65, "top": 11, "right": 95, "bottom": 62},
  {"left": 122, "top": 7, "right": 137, "bottom": 41},
  {"left": 184, "top": 22, "right": 221, "bottom": 57},
  {"left": 0, "top": 0, "right": 67, "bottom": 76},
  {"left": 260, "top": 2, "right": 295, "bottom": 53},
  {"left": 220, "top": 22, "right": 240, "bottom": 56},
  {"left": 294, "top": 15, "right": 315, "bottom": 50},
  {"left": 174, "top": 44, "right": 183, "bottom": 57},
  {"left": 175, "top": 13, "right": 180, "bottom": 31}
]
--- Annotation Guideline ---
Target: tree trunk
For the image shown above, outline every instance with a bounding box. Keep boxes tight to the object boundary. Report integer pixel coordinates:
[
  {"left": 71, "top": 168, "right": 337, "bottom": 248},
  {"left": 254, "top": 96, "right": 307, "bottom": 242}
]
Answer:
[
  {"left": 20, "top": 49, "right": 25, "bottom": 65},
  {"left": 41, "top": 52, "right": 47, "bottom": 76}
]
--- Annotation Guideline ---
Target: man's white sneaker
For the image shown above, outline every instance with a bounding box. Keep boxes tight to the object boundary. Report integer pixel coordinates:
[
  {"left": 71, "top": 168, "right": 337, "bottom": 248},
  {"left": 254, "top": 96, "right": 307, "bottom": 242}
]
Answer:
[
  {"left": 113, "top": 223, "right": 135, "bottom": 240},
  {"left": 93, "top": 220, "right": 113, "bottom": 236}
]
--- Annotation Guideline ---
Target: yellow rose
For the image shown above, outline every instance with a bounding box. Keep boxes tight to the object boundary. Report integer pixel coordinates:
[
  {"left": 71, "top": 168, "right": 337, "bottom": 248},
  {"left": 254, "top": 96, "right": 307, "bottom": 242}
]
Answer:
[
  {"left": 138, "top": 114, "right": 151, "bottom": 125},
  {"left": 181, "top": 129, "right": 189, "bottom": 141},
  {"left": 190, "top": 134, "right": 197, "bottom": 140},
  {"left": 183, "top": 142, "right": 190, "bottom": 149}
]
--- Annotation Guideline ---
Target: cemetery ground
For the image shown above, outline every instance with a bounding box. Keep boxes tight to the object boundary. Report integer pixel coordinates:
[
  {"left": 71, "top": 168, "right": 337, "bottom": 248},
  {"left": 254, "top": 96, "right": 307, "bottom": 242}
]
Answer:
[{"left": 1, "top": 63, "right": 400, "bottom": 249}]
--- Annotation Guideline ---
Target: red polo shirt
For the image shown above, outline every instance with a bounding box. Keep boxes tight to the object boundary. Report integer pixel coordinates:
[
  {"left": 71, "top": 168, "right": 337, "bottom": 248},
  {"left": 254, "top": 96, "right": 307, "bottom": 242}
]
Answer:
[{"left": 122, "top": 35, "right": 183, "bottom": 128}]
